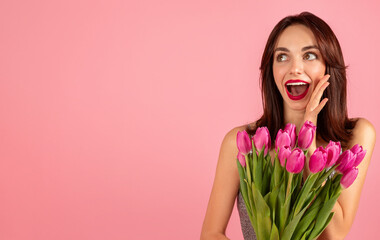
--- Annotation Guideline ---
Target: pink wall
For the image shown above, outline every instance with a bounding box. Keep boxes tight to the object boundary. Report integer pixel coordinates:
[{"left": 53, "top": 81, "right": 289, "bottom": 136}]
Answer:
[{"left": 0, "top": 0, "right": 378, "bottom": 239}]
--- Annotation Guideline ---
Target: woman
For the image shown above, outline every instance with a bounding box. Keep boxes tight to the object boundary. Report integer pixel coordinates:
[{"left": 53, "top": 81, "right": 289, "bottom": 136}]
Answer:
[{"left": 201, "top": 11, "right": 376, "bottom": 240}]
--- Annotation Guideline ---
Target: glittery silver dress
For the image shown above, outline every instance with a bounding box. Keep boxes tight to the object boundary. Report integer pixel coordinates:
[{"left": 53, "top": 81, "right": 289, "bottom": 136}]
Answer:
[{"left": 237, "top": 191, "right": 257, "bottom": 240}]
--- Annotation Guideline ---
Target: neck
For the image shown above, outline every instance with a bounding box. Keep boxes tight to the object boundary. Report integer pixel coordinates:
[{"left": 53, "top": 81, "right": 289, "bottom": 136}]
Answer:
[{"left": 283, "top": 105, "right": 306, "bottom": 135}]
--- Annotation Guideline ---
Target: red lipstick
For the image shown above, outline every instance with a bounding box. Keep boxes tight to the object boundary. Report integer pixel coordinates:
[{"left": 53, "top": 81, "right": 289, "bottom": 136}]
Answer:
[{"left": 285, "top": 79, "right": 310, "bottom": 101}]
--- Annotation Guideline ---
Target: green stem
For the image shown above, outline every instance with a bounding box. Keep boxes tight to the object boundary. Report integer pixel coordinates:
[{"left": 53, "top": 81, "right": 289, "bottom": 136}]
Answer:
[{"left": 286, "top": 172, "right": 293, "bottom": 198}]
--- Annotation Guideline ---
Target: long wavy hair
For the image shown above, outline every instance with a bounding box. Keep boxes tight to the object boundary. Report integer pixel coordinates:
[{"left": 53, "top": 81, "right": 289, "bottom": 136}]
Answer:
[{"left": 245, "top": 11, "right": 357, "bottom": 149}]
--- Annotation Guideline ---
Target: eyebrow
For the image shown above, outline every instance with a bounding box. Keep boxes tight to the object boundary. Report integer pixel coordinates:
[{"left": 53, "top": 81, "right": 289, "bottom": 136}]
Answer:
[{"left": 274, "top": 45, "right": 319, "bottom": 52}]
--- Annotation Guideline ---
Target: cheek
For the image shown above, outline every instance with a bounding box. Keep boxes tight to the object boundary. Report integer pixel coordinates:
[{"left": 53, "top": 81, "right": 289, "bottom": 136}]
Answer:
[
  {"left": 272, "top": 64, "right": 287, "bottom": 84},
  {"left": 272, "top": 66, "right": 282, "bottom": 90},
  {"left": 307, "top": 63, "right": 326, "bottom": 79}
]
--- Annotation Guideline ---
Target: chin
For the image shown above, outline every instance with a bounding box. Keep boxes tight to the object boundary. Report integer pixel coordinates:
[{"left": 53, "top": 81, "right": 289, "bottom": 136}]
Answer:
[{"left": 285, "top": 100, "right": 308, "bottom": 111}]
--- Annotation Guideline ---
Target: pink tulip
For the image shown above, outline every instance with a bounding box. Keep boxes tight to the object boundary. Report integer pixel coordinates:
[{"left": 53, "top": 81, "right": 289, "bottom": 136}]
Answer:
[
  {"left": 275, "top": 129, "right": 291, "bottom": 151},
  {"left": 350, "top": 144, "right": 367, "bottom": 167},
  {"left": 298, "top": 121, "right": 316, "bottom": 150},
  {"left": 350, "top": 144, "right": 361, "bottom": 154},
  {"left": 309, "top": 146, "right": 327, "bottom": 173},
  {"left": 253, "top": 127, "right": 271, "bottom": 156},
  {"left": 237, "top": 152, "right": 246, "bottom": 167},
  {"left": 284, "top": 123, "right": 296, "bottom": 148},
  {"left": 237, "top": 131, "right": 252, "bottom": 155},
  {"left": 340, "top": 167, "right": 359, "bottom": 188},
  {"left": 325, "top": 141, "right": 341, "bottom": 167},
  {"left": 278, "top": 146, "right": 291, "bottom": 167},
  {"left": 336, "top": 150, "right": 356, "bottom": 173},
  {"left": 286, "top": 148, "right": 305, "bottom": 173}
]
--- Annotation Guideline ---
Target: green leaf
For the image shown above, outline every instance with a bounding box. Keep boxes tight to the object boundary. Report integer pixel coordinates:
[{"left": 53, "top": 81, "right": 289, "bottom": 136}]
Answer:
[
  {"left": 290, "top": 172, "right": 303, "bottom": 210},
  {"left": 256, "top": 144, "right": 265, "bottom": 194},
  {"left": 291, "top": 198, "right": 322, "bottom": 240},
  {"left": 252, "top": 182, "right": 272, "bottom": 240},
  {"left": 286, "top": 172, "right": 293, "bottom": 198},
  {"left": 279, "top": 192, "right": 292, "bottom": 236},
  {"left": 271, "top": 153, "right": 282, "bottom": 191},
  {"left": 252, "top": 148, "right": 258, "bottom": 184},
  {"left": 270, "top": 222, "right": 280, "bottom": 240},
  {"left": 293, "top": 173, "right": 319, "bottom": 217},
  {"left": 269, "top": 184, "right": 280, "bottom": 222},
  {"left": 307, "top": 196, "right": 339, "bottom": 240},
  {"left": 262, "top": 159, "right": 271, "bottom": 195},
  {"left": 264, "top": 191, "right": 271, "bottom": 205},
  {"left": 331, "top": 175, "right": 343, "bottom": 198},
  {"left": 245, "top": 154, "right": 252, "bottom": 186},
  {"left": 237, "top": 159, "right": 251, "bottom": 213},
  {"left": 309, "top": 212, "right": 334, "bottom": 240},
  {"left": 313, "top": 165, "right": 338, "bottom": 189},
  {"left": 281, "top": 206, "right": 308, "bottom": 240},
  {"left": 299, "top": 221, "right": 315, "bottom": 240},
  {"left": 246, "top": 179, "right": 255, "bottom": 219}
]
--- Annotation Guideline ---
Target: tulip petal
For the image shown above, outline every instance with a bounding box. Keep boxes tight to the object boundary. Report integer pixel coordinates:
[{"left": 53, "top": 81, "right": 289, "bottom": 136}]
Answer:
[
  {"left": 298, "top": 121, "right": 316, "bottom": 150},
  {"left": 340, "top": 168, "right": 359, "bottom": 188},
  {"left": 284, "top": 123, "right": 296, "bottom": 148},
  {"left": 253, "top": 127, "right": 271, "bottom": 156},
  {"left": 286, "top": 148, "right": 305, "bottom": 173},
  {"left": 237, "top": 130, "right": 252, "bottom": 155},
  {"left": 309, "top": 147, "right": 327, "bottom": 173},
  {"left": 237, "top": 152, "right": 246, "bottom": 167},
  {"left": 354, "top": 150, "right": 367, "bottom": 167},
  {"left": 275, "top": 129, "right": 291, "bottom": 151}
]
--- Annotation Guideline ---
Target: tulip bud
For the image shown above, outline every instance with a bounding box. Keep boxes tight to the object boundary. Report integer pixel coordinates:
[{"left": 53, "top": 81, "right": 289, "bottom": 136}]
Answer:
[
  {"left": 325, "top": 141, "right": 341, "bottom": 167},
  {"left": 284, "top": 123, "right": 296, "bottom": 148},
  {"left": 350, "top": 144, "right": 367, "bottom": 168},
  {"left": 278, "top": 146, "right": 291, "bottom": 167},
  {"left": 236, "top": 131, "right": 252, "bottom": 155},
  {"left": 253, "top": 127, "right": 271, "bottom": 156},
  {"left": 340, "top": 167, "right": 359, "bottom": 188},
  {"left": 309, "top": 146, "right": 327, "bottom": 173},
  {"left": 350, "top": 144, "right": 361, "bottom": 154},
  {"left": 275, "top": 129, "right": 291, "bottom": 151},
  {"left": 237, "top": 152, "right": 246, "bottom": 167},
  {"left": 336, "top": 150, "right": 356, "bottom": 173},
  {"left": 298, "top": 121, "right": 316, "bottom": 150},
  {"left": 286, "top": 148, "right": 305, "bottom": 173}
]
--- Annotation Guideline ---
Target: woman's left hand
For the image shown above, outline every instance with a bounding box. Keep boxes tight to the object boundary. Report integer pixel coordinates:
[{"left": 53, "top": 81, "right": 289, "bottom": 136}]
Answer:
[
  {"left": 303, "top": 74, "right": 330, "bottom": 127},
  {"left": 302, "top": 74, "right": 330, "bottom": 173}
]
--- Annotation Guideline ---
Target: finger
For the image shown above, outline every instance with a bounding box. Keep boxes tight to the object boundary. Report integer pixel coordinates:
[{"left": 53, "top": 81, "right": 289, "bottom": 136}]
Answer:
[
  {"left": 309, "top": 82, "right": 330, "bottom": 111},
  {"left": 314, "top": 98, "right": 329, "bottom": 114},
  {"left": 310, "top": 74, "right": 330, "bottom": 99},
  {"left": 314, "top": 81, "right": 330, "bottom": 103}
]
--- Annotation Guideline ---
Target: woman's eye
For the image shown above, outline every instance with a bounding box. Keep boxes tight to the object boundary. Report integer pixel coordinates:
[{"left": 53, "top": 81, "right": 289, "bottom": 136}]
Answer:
[
  {"left": 305, "top": 52, "right": 317, "bottom": 60},
  {"left": 276, "top": 54, "right": 287, "bottom": 62}
]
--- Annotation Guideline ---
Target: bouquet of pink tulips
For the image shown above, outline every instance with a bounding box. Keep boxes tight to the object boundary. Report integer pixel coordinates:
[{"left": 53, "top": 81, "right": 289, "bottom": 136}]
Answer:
[{"left": 236, "top": 121, "right": 366, "bottom": 240}]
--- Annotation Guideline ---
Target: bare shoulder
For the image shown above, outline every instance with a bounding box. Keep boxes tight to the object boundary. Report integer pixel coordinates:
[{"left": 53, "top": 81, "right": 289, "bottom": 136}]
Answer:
[
  {"left": 217, "top": 122, "right": 254, "bottom": 179},
  {"left": 322, "top": 121, "right": 376, "bottom": 239},
  {"left": 223, "top": 122, "right": 255, "bottom": 145},
  {"left": 349, "top": 117, "right": 376, "bottom": 167},
  {"left": 353, "top": 117, "right": 375, "bottom": 133},
  {"left": 350, "top": 117, "right": 376, "bottom": 146},
  {"left": 201, "top": 123, "right": 254, "bottom": 238}
]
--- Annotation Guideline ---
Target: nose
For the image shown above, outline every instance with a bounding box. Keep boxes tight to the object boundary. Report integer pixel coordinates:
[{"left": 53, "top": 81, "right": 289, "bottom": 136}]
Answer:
[{"left": 290, "top": 58, "right": 303, "bottom": 75}]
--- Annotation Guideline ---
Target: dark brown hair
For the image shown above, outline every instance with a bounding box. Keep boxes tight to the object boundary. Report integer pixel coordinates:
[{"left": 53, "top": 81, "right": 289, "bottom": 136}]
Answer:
[{"left": 245, "top": 11, "right": 357, "bottom": 149}]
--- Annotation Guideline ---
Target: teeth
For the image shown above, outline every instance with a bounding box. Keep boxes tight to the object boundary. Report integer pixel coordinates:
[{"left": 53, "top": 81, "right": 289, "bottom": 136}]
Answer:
[{"left": 286, "top": 82, "right": 308, "bottom": 86}]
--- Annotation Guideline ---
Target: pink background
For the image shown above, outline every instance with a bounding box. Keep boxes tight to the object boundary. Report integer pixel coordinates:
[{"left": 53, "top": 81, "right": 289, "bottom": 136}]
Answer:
[{"left": 0, "top": 0, "right": 379, "bottom": 239}]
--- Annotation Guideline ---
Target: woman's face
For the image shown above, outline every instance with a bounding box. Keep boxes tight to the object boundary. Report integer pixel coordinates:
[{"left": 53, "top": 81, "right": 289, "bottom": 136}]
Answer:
[{"left": 272, "top": 24, "right": 326, "bottom": 111}]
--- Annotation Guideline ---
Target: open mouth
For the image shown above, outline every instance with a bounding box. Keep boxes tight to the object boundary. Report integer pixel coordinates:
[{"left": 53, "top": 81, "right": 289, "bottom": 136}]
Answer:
[{"left": 285, "top": 80, "right": 310, "bottom": 100}]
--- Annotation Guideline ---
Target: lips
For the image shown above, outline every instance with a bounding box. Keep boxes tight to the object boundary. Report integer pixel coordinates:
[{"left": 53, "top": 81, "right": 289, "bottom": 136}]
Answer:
[{"left": 285, "top": 79, "right": 310, "bottom": 100}]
